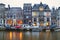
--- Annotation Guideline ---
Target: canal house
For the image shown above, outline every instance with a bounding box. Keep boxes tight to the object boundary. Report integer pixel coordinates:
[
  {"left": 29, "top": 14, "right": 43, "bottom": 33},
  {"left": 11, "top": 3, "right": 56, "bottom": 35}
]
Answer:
[{"left": 32, "top": 2, "right": 51, "bottom": 29}]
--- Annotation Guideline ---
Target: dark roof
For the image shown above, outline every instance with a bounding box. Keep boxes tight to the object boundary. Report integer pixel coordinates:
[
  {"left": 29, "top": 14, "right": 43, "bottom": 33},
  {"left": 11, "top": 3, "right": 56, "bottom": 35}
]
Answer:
[
  {"left": 39, "top": 2, "right": 43, "bottom": 6},
  {"left": 24, "top": 3, "right": 32, "bottom": 7},
  {"left": 44, "top": 10, "right": 51, "bottom": 12},
  {"left": 32, "top": 4, "right": 39, "bottom": 9},
  {"left": 43, "top": 4, "right": 47, "bottom": 9},
  {"left": 32, "top": 2, "right": 50, "bottom": 11},
  {"left": 24, "top": 3, "right": 31, "bottom": 5},
  {"left": 0, "top": 3, "right": 5, "bottom": 6},
  {"left": 10, "top": 7, "right": 22, "bottom": 10},
  {"left": 58, "top": 7, "right": 60, "bottom": 10},
  {"left": 44, "top": 5, "right": 50, "bottom": 9},
  {"left": 5, "top": 8, "right": 9, "bottom": 11}
]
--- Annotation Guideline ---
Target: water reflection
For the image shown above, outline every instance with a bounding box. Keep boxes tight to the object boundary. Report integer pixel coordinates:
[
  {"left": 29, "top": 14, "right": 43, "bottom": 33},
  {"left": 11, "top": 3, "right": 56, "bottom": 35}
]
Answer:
[
  {"left": 0, "top": 31, "right": 60, "bottom": 40},
  {"left": 20, "top": 32, "right": 23, "bottom": 40},
  {"left": 10, "top": 32, "right": 12, "bottom": 40}
]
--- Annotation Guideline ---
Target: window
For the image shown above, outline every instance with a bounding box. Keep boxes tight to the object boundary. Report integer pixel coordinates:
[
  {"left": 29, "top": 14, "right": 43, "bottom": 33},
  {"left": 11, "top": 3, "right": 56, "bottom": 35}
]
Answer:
[
  {"left": 32, "top": 12, "right": 37, "bottom": 16},
  {"left": 26, "top": 16, "right": 29, "bottom": 18},
  {"left": 39, "top": 7, "right": 44, "bottom": 11},
  {"left": 0, "top": 20, "right": 2, "bottom": 23},
  {"left": 14, "top": 15, "right": 16, "bottom": 19},
  {"left": 10, "top": 15, "right": 12, "bottom": 18},
  {"left": 34, "top": 18, "right": 36, "bottom": 22},
  {"left": 7, "top": 15, "right": 9, "bottom": 18},
  {"left": 47, "top": 18, "right": 49, "bottom": 21}
]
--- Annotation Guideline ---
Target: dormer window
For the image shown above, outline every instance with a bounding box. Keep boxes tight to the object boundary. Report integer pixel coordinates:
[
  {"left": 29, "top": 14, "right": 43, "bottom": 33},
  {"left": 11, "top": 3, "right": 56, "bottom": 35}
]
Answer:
[{"left": 39, "top": 7, "right": 44, "bottom": 11}]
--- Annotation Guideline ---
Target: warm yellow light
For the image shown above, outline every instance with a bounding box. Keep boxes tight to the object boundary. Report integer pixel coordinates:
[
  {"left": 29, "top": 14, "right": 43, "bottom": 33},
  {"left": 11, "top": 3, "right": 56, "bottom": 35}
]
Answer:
[
  {"left": 46, "top": 31, "right": 50, "bottom": 39},
  {"left": 32, "top": 12, "right": 37, "bottom": 16},
  {"left": 40, "top": 23, "right": 44, "bottom": 26},
  {"left": 17, "top": 20, "right": 23, "bottom": 24},
  {"left": 39, "top": 7, "right": 44, "bottom": 11},
  {"left": 46, "top": 22, "right": 48, "bottom": 26},
  {"left": 13, "top": 32, "right": 16, "bottom": 38},
  {"left": 33, "top": 23, "right": 37, "bottom": 26},
  {"left": 10, "top": 32, "right": 12, "bottom": 40},
  {"left": 33, "top": 24, "right": 35, "bottom": 26},
  {"left": 46, "top": 22, "right": 50, "bottom": 26},
  {"left": 7, "top": 19, "right": 12, "bottom": 25},
  {"left": 20, "top": 32, "right": 23, "bottom": 40}
]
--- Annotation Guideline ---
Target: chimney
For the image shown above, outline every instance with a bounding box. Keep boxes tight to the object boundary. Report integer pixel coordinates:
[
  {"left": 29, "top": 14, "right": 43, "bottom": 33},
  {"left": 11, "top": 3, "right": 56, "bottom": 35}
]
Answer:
[{"left": 8, "top": 5, "right": 10, "bottom": 9}]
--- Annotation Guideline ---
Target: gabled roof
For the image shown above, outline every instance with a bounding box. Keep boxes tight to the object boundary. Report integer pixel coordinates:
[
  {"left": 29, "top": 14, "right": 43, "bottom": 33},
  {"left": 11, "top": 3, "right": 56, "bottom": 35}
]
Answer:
[
  {"left": 32, "top": 2, "right": 50, "bottom": 12},
  {"left": 32, "top": 4, "right": 39, "bottom": 9},
  {"left": 43, "top": 4, "right": 47, "bottom": 9},
  {"left": 58, "top": 7, "right": 60, "bottom": 10},
  {"left": 44, "top": 5, "right": 50, "bottom": 9},
  {"left": 0, "top": 3, "right": 5, "bottom": 6},
  {"left": 39, "top": 2, "right": 43, "bottom": 6}
]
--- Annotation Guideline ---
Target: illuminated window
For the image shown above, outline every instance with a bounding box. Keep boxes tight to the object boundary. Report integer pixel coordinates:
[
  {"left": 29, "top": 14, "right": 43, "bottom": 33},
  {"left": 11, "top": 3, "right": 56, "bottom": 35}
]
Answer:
[
  {"left": 46, "top": 22, "right": 50, "bottom": 26},
  {"left": 32, "top": 12, "right": 37, "bottom": 16},
  {"left": 17, "top": 20, "right": 23, "bottom": 24},
  {"left": 39, "top": 7, "right": 44, "bottom": 11},
  {"left": 10, "top": 32, "right": 12, "bottom": 40},
  {"left": 20, "top": 32, "right": 23, "bottom": 40},
  {"left": 29, "top": 20, "right": 31, "bottom": 22},
  {"left": 40, "top": 22, "right": 44, "bottom": 26},
  {"left": 13, "top": 19, "right": 16, "bottom": 26},
  {"left": 46, "top": 12, "right": 51, "bottom": 16},
  {"left": 33, "top": 23, "right": 37, "bottom": 26},
  {"left": 7, "top": 19, "right": 12, "bottom": 25}
]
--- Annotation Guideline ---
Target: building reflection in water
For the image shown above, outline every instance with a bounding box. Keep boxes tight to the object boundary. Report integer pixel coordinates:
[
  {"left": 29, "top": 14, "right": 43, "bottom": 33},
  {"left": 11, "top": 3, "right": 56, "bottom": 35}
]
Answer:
[
  {"left": 20, "top": 32, "right": 23, "bottom": 40},
  {"left": 13, "top": 32, "right": 16, "bottom": 40},
  {"left": 46, "top": 31, "right": 51, "bottom": 40},
  {"left": 9, "top": 31, "right": 23, "bottom": 40},
  {"left": 10, "top": 31, "right": 12, "bottom": 40},
  {"left": 0, "top": 31, "right": 60, "bottom": 40},
  {"left": 51, "top": 32, "right": 57, "bottom": 40},
  {"left": 39, "top": 32, "right": 44, "bottom": 40}
]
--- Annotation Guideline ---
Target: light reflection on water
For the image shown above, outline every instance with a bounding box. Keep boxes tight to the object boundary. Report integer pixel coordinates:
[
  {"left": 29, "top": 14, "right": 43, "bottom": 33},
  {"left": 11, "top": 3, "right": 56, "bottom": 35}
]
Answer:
[{"left": 0, "top": 31, "right": 60, "bottom": 40}]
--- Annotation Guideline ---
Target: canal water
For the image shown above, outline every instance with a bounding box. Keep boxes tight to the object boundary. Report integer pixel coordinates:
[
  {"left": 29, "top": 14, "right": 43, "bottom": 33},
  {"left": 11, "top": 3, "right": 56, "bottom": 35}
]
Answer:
[{"left": 0, "top": 31, "right": 60, "bottom": 40}]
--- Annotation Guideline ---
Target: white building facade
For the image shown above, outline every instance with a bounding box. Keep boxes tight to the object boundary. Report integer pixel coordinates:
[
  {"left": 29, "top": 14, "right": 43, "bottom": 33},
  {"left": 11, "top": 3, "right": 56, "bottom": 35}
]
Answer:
[{"left": 32, "top": 2, "right": 51, "bottom": 28}]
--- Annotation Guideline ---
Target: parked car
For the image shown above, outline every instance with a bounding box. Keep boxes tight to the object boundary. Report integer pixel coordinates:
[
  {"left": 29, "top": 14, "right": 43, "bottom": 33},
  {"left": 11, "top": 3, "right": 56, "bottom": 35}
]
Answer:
[
  {"left": 15, "top": 25, "right": 22, "bottom": 29},
  {"left": 31, "top": 25, "right": 39, "bottom": 29},
  {"left": 21, "top": 24, "right": 31, "bottom": 30},
  {"left": 10, "top": 26, "right": 16, "bottom": 30}
]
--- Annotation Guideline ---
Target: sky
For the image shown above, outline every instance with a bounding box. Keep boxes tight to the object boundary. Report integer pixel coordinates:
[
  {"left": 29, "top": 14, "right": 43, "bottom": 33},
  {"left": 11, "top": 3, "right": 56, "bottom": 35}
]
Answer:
[{"left": 0, "top": 0, "right": 60, "bottom": 9}]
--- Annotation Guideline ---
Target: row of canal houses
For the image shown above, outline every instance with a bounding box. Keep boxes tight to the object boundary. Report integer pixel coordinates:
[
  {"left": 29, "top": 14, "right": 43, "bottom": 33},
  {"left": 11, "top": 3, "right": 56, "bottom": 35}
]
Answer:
[{"left": 0, "top": 2, "right": 60, "bottom": 28}]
